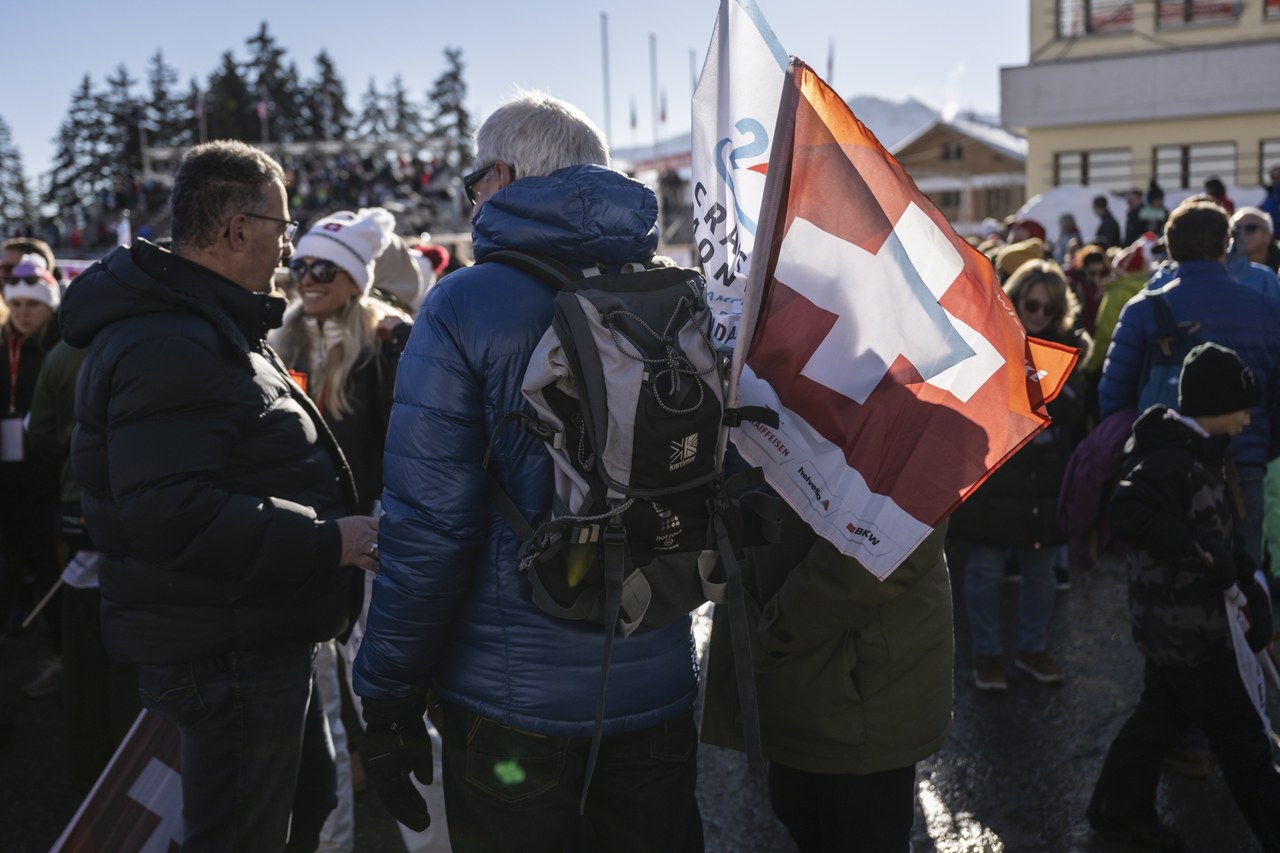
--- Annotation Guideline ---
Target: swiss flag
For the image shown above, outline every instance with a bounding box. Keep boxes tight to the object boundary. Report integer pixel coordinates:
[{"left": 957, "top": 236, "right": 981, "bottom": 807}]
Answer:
[
  {"left": 731, "top": 61, "right": 1077, "bottom": 576},
  {"left": 52, "top": 710, "right": 183, "bottom": 852}
]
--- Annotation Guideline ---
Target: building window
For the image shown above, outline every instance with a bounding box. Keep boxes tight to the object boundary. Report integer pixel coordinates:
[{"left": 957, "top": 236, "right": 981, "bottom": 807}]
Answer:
[
  {"left": 1262, "top": 139, "right": 1280, "bottom": 182},
  {"left": 1156, "top": 0, "right": 1241, "bottom": 28},
  {"left": 1057, "top": 0, "right": 1134, "bottom": 37},
  {"left": 1053, "top": 149, "right": 1132, "bottom": 191},
  {"left": 941, "top": 142, "right": 964, "bottom": 161},
  {"left": 1154, "top": 142, "right": 1236, "bottom": 190},
  {"left": 1267, "top": 0, "right": 1280, "bottom": 20}
]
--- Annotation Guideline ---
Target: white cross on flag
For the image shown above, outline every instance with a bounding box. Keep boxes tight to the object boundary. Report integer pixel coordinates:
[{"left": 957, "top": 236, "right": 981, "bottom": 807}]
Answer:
[
  {"left": 727, "top": 59, "right": 1078, "bottom": 577},
  {"left": 51, "top": 710, "right": 183, "bottom": 853}
]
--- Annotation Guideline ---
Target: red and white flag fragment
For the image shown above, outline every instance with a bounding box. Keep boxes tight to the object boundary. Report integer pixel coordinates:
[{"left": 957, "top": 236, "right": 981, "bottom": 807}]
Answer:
[{"left": 729, "top": 60, "right": 1077, "bottom": 577}]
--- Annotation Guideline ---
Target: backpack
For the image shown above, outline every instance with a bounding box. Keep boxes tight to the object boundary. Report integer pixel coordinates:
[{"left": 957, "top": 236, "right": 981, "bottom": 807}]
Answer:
[
  {"left": 481, "top": 250, "right": 775, "bottom": 805},
  {"left": 1136, "top": 286, "right": 1200, "bottom": 414}
]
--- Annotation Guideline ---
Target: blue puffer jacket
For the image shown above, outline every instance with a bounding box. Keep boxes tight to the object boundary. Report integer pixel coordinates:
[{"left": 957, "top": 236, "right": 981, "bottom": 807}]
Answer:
[
  {"left": 1098, "top": 260, "right": 1280, "bottom": 465},
  {"left": 353, "top": 165, "right": 699, "bottom": 737}
]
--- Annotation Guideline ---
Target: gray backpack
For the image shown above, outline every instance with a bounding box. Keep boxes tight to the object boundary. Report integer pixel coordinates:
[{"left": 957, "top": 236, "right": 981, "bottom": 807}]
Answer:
[{"left": 482, "top": 250, "right": 774, "bottom": 804}]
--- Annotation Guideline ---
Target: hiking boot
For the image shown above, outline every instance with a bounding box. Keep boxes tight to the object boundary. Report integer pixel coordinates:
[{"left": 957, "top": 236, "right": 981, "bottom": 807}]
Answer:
[
  {"left": 1089, "top": 814, "right": 1185, "bottom": 849},
  {"left": 1163, "top": 748, "right": 1210, "bottom": 779},
  {"left": 23, "top": 658, "right": 62, "bottom": 700},
  {"left": 1015, "top": 651, "right": 1065, "bottom": 684},
  {"left": 973, "top": 655, "right": 1007, "bottom": 691},
  {"left": 1054, "top": 567, "right": 1072, "bottom": 591}
]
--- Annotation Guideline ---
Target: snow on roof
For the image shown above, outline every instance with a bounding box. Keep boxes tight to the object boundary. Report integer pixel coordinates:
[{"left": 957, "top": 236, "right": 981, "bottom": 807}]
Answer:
[{"left": 890, "top": 114, "right": 1027, "bottom": 161}]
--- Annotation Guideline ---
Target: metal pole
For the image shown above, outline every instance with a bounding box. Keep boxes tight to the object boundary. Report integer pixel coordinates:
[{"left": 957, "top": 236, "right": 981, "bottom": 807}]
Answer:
[
  {"left": 601, "top": 13, "right": 612, "bottom": 144},
  {"left": 650, "top": 33, "right": 663, "bottom": 248}
]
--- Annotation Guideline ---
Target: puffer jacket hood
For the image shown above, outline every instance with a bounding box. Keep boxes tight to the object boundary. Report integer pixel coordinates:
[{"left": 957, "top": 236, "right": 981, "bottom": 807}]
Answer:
[
  {"left": 60, "top": 239, "right": 284, "bottom": 354},
  {"left": 472, "top": 164, "right": 658, "bottom": 265}
]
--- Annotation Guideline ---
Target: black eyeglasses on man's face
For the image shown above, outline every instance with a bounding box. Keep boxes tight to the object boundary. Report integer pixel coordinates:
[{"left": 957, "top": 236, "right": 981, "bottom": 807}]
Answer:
[{"left": 243, "top": 212, "right": 299, "bottom": 243}]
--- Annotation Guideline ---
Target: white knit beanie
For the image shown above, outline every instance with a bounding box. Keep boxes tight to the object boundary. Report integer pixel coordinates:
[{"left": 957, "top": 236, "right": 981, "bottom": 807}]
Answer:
[
  {"left": 4, "top": 254, "right": 60, "bottom": 310},
  {"left": 293, "top": 208, "right": 396, "bottom": 295}
]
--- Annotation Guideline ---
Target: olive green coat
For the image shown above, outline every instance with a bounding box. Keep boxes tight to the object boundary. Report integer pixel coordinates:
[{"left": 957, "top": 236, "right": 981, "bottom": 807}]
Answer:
[{"left": 701, "top": 515, "right": 954, "bottom": 774}]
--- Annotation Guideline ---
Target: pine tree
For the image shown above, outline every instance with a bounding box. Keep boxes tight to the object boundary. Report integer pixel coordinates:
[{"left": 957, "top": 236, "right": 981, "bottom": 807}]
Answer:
[
  {"left": 426, "top": 48, "right": 473, "bottom": 170},
  {"left": 387, "top": 75, "right": 423, "bottom": 142},
  {"left": 43, "top": 75, "right": 110, "bottom": 223},
  {"left": 146, "top": 49, "right": 188, "bottom": 149},
  {"left": 205, "top": 51, "right": 256, "bottom": 142},
  {"left": 302, "top": 50, "right": 351, "bottom": 142},
  {"left": 0, "top": 116, "right": 35, "bottom": 236},
  {"left": 99, "top": 64, "right": 142, "bottom": 187},
  {"left": 245, "top": 22, "right": 303, "bottom": 142},
  {"left": 356, "top": 78, "right": 388, "bottom": 141}
]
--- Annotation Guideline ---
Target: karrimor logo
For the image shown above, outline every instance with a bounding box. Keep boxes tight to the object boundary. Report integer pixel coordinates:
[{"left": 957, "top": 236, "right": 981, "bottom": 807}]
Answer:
[{"left": 670, "top": 434, "right": 698, "bottom": 471}]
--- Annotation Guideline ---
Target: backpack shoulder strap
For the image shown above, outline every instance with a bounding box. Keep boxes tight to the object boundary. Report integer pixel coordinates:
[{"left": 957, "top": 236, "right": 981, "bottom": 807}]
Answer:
[
  {"left": 1146, "top": 289, "right": 1177, "bottom": 339},
  {"left": 481, "top": 249, "right": 583, "bottom": 290}
]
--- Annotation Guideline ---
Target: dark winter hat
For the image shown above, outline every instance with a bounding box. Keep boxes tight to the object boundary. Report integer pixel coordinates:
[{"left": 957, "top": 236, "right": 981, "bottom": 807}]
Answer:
[{"left": 1178, "top": 342, "right": 1260, "bottom": 417}]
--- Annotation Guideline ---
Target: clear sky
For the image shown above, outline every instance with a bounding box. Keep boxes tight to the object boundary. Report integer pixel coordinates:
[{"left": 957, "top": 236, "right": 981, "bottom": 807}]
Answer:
[{"left": 0, "top": 0, "right": 1027, "bottom": 181}]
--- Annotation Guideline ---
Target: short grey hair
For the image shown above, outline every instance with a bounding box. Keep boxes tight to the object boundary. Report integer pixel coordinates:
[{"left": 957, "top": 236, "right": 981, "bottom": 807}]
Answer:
[
  {"left": 1231, "top": 206, "right": 1273, "bottom": 234},
  {"left": 475, "top": 91, "right": 609, "bottom": 179},
  {"left": 170, "top": 140, "right": 286, "bottom": 251}
]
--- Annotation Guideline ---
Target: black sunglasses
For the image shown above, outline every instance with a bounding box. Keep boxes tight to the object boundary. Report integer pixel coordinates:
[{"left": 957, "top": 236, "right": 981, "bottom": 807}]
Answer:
[
  {"left": 1239, "top": 223, "right": 1268, "bottom": 235},
  {"left": 462, "top": 162, "right": 516, "bottom": 206},
  {"left": 289, "top": 258, "right": 341, "bottom": 284},
  {"left": 4, "top": 275, "right": 46, "bottom": 286}
]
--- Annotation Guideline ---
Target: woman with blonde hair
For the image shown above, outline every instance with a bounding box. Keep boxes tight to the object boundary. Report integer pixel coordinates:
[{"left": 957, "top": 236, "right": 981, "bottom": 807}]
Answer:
[
  {"left": 948, "top": 260, "right": 1090, "bottom": 692},
  {"left": 270, "top": 208, "right": 413, "bottom": 514}
]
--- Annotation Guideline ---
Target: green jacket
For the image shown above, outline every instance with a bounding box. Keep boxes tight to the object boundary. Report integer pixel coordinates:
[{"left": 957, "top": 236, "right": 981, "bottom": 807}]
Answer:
[
  {"left": 28, "top": 340, "right": 88, "bottom": 504},
  {"left": 701, "top": 512, "right": 954, "bottom": 774}
]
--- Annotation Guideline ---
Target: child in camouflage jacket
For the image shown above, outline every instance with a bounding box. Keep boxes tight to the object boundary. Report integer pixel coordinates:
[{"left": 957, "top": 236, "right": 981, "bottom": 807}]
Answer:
[{"left": 1088, "top": 342, "right": 1278, "bottom": 851}]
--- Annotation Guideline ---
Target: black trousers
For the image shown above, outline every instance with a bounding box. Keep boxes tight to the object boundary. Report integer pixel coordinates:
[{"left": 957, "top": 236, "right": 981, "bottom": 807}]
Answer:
[
  {"left": 1088, "top": 657, "right": 1280, "bottom": 852},
  {"left": 441, "top": 702, "right": 704, "bottom": 853},
  {"left": 768, "top": 761, "right": 917, "bottom": 853}
]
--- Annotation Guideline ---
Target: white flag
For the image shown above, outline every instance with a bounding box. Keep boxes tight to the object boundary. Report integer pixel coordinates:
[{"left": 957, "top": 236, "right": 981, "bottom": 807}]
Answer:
[{"left": 691, "top": 0, "right": 787, "bottom": 352}]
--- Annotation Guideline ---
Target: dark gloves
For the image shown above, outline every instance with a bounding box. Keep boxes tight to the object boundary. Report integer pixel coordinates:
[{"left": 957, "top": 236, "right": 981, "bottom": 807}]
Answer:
[
  {"left": 1242, "top": 579, "right": 1274, "bottom": 653},
  {"left": 361, "top": 695, "right": 433, "bottom": 832}
]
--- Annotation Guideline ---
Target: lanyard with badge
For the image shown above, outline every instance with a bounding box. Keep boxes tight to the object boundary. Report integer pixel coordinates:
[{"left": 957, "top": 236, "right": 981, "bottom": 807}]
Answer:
[{"left": 2, "top": 336, "right": 25, "bottom": 461}]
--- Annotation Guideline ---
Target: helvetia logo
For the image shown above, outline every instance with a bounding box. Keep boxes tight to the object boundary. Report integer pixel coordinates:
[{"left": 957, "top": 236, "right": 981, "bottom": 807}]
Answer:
[{"left": 669, "top": 433, "right": 698, "bottom": 471}]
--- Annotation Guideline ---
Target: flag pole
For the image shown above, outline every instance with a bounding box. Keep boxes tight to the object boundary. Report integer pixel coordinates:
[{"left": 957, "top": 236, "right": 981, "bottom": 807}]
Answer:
[
  {"left": 724, "top": 57, "right": 799, "bottom": 413},
  {"left": 601, "top": 14, "right": 612, "bottom": 144},
  {"left": 649, "top": 33, "right": 664, "bottom": 249}
]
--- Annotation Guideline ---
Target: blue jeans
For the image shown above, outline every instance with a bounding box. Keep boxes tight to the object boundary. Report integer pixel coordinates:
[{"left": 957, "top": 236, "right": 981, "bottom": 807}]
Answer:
[
  {"left": 135, "top": 641, "right": 336, "bottom": 853},
  {"left": 441, "top": 702, "right": 704, "bottom": 853},
  {"left": 964, "top": 545, "right": 1056, "bottom": 657}
]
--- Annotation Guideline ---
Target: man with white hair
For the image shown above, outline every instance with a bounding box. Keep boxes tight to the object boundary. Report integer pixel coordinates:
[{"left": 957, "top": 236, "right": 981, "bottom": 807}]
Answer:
[
  {"left": 1232, "top": 206, "right": 1280, "bottom": 273},
  {"left": 353, "top": 92, "right": 704, "bottom": 851}
]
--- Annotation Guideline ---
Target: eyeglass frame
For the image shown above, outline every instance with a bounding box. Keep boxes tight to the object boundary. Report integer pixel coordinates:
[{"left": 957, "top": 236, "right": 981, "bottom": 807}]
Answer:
[
  {"left": 288, "top": 257, "right": 342, "bottom": 284},
  {"left": 4, "top": 275, "right": 49, "bottom": 287},
  {"left": 242, "top": 212, "right": 299, "bottom": 242}
]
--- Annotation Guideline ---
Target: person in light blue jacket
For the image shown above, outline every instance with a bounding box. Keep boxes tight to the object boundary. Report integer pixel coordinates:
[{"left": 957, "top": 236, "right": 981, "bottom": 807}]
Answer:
[{"left": 352, "top": 92, "right": 703, "bottom": 852}]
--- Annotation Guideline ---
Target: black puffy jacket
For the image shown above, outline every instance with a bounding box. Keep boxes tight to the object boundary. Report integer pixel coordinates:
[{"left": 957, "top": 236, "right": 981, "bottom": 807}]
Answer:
[{"left": 60, "top": 240, "right": 359, "bottom": 665}]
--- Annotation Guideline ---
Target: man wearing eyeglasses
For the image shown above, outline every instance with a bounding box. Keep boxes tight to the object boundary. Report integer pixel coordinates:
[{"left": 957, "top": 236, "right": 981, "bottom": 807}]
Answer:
[
  {"left": 353, "top": 93, "right": 704, "bottom": 851},
  {"left": 58, "top": 139, "right": 380, "bottom": 852}
]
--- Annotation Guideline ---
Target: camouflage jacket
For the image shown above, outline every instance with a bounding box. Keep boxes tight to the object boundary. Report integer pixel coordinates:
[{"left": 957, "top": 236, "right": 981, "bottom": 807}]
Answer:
[{"left": 1107, "top": 406, "right": 1243, "bottom": 667}]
